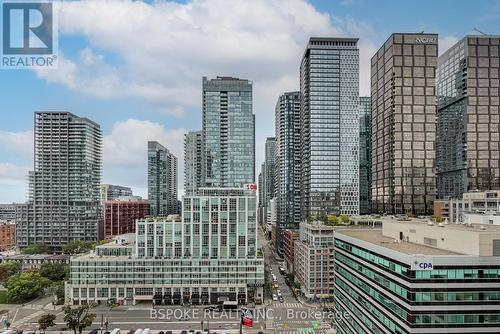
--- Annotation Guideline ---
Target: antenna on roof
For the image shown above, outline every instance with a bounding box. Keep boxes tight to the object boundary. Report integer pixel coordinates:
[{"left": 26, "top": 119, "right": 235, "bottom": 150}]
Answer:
[{"left": 473, "top": 27, "right": 487, "bottom": 36}]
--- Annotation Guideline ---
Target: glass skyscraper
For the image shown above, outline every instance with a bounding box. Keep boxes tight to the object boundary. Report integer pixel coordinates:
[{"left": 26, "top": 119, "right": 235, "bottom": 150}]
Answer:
[
  {"left": 274, "top": 91, "right": 301, "bottom": 254},
  {"left": 371, "top": 33, "right": 438, "bottom": 215},
  {"left": 184, "top": 131, "right": 203, "bottom": 195},
  {"left": 436, "top": 35, "right": 500, "bottom": 199},
  {"left": 148, "top": 141, "right": 178, "bottom": 216},
  {"left": 202, "top": 76, "right": 255, "bottom": 188},
  {"left": 16, "top": 112, "right": 102, "bottom": 250},
  {"left": 300, "top": 37, "right": 360, "bottom": 219},
  {"left": 359, "top": 96, "right": 372, "bottom": 214}
]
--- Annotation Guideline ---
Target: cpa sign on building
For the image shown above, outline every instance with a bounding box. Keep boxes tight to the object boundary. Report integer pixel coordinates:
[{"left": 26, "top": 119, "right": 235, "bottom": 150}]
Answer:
[{"left": 411, "top": 257, "right": 434, "bottom": 270}]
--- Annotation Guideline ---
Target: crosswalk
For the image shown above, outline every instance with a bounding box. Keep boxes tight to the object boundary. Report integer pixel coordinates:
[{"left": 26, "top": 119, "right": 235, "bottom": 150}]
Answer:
[
  {"left": 12, "top": 309, "right": 45, "bottom": 328},
  {"left": 273, "top": 302, "right": 303, "bottom": 308},
  {"left": 277, "top": 330, "right": 316, "bottom": 334}
]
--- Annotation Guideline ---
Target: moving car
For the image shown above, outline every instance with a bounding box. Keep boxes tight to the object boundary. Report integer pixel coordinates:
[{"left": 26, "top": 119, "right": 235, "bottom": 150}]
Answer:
[{"left": 272, "top": 294, "right": 278, "bottom": 301}]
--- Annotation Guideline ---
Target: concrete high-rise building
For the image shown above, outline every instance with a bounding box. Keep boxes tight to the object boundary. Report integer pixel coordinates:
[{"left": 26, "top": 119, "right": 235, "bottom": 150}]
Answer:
[
  {"left": 274, "top": 91, "right": 301, "bottom": 254},
  {"left": 184, "top": 131, "right": 203, "bottom": 195},
  {"left": 100, "top": 184, "right": 133, "bottom": 203},
  {"left": 334, "top": 218, "right": 500, "bottom": 333},
  {"left": 68, "top": 187, "right": 264, "bottom": 306},
  {"left": 148, "top": 141, "right": 178, "bottom": 217},
  {"left": 262, "top": 137, "right": 276, "bottom": 225},
  {"left": 436, "top": 35, "right": 500, "bottom": 199},
  {"left": 359, "top": 96, "right": 372, "bottom": 214},
  {"left": 371, "top": 33, "right": 438, "bottom": 215},
  {"left": 300, "top": 37, "right": 360, "bottom": 220},
  {"left": 16, "top": 112, "right": 102, "bottom": 249},
  {"left": 263, "top": 137, "right": 276, "bottom": 206},
  {"left": 202, "top": 76, "right": 255, "bottom": 188}
]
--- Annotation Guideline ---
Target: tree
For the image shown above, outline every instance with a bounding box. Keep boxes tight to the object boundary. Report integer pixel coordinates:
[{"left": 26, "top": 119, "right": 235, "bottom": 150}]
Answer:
[
  {"left": 0, "top": 261, "right": 21, "bottom": 283},
  {"left": 40, "top": 262, "right": 69, "bottom": 281},
  {"left": 63, "top": 304, "right": 97, "bottom": 334},
  {"left": 38, "top": 314, "right": 56, "bottom": 333},
  {"left": 21, "top": 244, "right": 49, "bottom": 254},
  {"left": 327, "top": 215, "right": 338, "bottom": 226},
  {"left": 339, "top": 215, "right": 350, "bottom": 225},
  {"left": 315, "top": 210, "right": 327, "bottom": 223},
  {"left": 45, "top": 281, "right": 65, "bottom": 303},
  {"left": 5, "top": 272, "right": 50, "bottom": 303},
  {"left": 62, "top": 241, "right": 95, "bottom": 255}
]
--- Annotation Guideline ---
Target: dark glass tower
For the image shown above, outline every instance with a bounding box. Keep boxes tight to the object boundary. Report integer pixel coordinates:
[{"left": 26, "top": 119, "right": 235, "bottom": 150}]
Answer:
[
  {"left": 436, "top": 35, "right": 500, "bottom": 199},
  {"left": 371, "top": 33, "right": 438, "bottom": 215},
  {"left": 359, "top": 96, "right": 372, "bottom": 214}
]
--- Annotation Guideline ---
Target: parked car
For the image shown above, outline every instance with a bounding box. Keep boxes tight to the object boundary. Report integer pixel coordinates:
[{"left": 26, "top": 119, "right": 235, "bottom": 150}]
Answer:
[{"left": 181, "top": 331, "right": 188, "bottom": 334}]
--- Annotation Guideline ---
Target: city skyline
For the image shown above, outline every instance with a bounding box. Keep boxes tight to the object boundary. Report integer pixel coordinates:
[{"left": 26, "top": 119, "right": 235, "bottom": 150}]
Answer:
[{"left": 1, "top": 0, "right": 499, "bottom": 202}]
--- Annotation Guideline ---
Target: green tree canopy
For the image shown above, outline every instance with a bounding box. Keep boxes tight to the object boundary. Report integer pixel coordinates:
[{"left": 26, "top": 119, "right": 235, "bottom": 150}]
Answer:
[
  {"left": 327, "top": 215, "right": 338, "bottom": 226},
  {"left": 63, "top": 304, "right": 97, "bottom": 334},
  {"left": 45, "top": 281, "right": 65, "bottom": 303},
  {"left": 62, "top": 240, "right": 96, "bottom": 255},
  {"left": 40, "top": 262, "right": 69, "bottom": 281},
  {"left": 21, "top": 244, "right": 49, "bottom": 254},
  {"left": 38, "top": 313, "right": 56, "bottom": 333},
  {"left": 339, "top": 215, "right": 350, "bottom": 224},
  {"left": 5, "top": 272, "right": 50, "bottom": 303},
  {"left": 0, "top": 261, "right": 21, "bottom": 283}
]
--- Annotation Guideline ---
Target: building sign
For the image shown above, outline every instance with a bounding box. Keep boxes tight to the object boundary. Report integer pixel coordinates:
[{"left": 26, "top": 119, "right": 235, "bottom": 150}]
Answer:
[
  {"left": 245, "top": 183, "right": 257, "bottom": 190},
  {"left": 411, "top": 257, "right": 434, "bottom": 270},
  {"left": 415, "top": 37, "right": 436, "bottom": 44}
]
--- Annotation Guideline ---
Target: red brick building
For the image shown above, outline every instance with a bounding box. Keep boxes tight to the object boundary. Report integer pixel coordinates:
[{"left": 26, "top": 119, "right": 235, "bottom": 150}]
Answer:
[
  {"left": 104, "top": 198, "right": 150, "bottom": 238},
  {"left": 282, "top": 228, "right": 299, "bottom": 272},
  {"left": 0, "top": 222, "right": 15, "bottom": 251}
]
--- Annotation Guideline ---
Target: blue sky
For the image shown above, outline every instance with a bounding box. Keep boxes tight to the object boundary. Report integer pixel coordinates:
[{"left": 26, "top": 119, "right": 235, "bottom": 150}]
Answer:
[{"left": 0, "top": 0, "right": 499, "bottom": 202}]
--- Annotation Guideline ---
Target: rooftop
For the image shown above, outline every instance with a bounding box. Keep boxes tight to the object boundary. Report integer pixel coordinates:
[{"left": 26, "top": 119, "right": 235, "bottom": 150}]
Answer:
[
  {"left": 381, "top": 217, "right": 500, "bottom": 233},
  {"left": 337, "top": 229, "right": 461, "bottom": 256}
]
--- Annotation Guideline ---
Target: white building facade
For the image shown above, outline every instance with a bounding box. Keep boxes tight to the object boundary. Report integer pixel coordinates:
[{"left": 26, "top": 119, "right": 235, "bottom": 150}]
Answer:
[{"left": 68, "top": 188, "right": 264, "bottom": 306}]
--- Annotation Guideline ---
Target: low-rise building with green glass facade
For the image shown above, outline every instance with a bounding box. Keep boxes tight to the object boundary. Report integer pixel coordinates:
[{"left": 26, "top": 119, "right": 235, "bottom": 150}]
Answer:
[
  {"left": 334, "top": 218, "right": 500, "bottom": 333},
  {"left": 68, "top": 187, "right": 264, "bottom": 306}
]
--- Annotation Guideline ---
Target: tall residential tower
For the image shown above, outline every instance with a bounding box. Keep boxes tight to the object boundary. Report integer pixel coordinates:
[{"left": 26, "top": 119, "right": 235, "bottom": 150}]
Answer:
[
  {"left": 202, "top": 76, "right": 255, "bottom": 187},
  {"left": 274, "top": 91, "right": 301, "bottom": 254},
  {"left": 300, "top": 37, "right": 360, "bottom": 219},
  {"left": 16, "top": 112, "right": 102, "bottom": 249},
  {"left": 148, "top": 141, "right": 178, "bottom": 216},
  {"left": 184, "top": 131, "right": 203, "bottom": 195}
]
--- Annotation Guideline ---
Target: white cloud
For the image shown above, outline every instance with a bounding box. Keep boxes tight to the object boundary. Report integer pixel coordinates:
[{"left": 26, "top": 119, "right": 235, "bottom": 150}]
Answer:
[
  {"left": 33, "top": 0, "right": 378, "bottom": 174},
  {"left": 35, "top": 0, "right": 374, "bottom": 116},
  {"left": 0, "top": 130, "right": 33, "bottom": 155},
  {"left": 0, "top": 163, "right": 29, "bottom": 186},
  {"left": 103, "top": 119, "right": 186, "bottom": 198}
]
